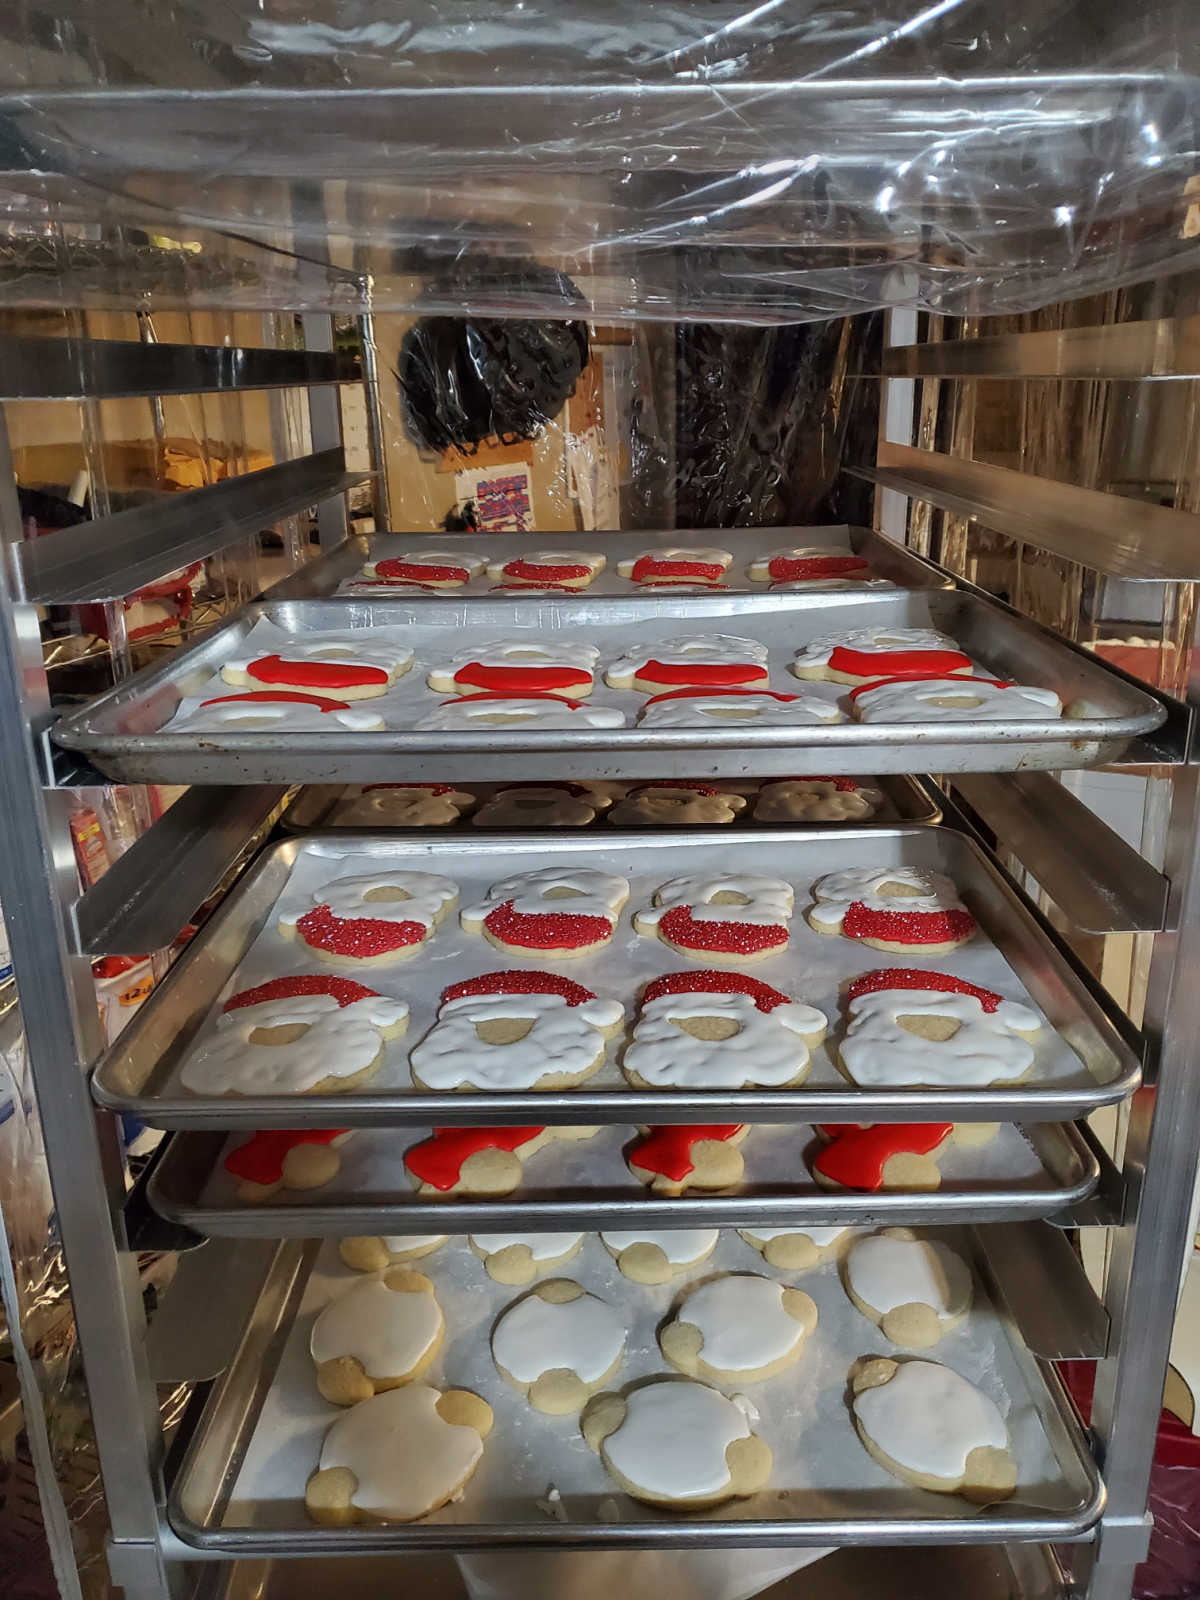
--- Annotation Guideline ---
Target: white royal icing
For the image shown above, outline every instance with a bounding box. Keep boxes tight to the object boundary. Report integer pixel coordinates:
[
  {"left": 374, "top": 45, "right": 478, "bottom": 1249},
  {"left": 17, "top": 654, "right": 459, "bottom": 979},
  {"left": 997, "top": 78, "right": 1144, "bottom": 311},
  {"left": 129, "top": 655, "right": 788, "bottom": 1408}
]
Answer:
[
  {"left": 381, "top": 1235, "right": 447, "bottom": 1253},
  {"left": 181, "top": 990, "right": 409, "bottom": 1094},
  {"left": 416, "top": 698, "right": 626, "bottom": 730},
  {"left": 840, "top": 983, "right": 1041, "bottom": 1087},
  {"left": 846, "top": 1235, "right": 972, "bottom": 1320},
  {"left": 428, "top": 639, "right": 599, "bottom": 686},
  {"left": 280, "top": 870, "right": 457, "bottom": 938},
  {"left": 603, "top": 1381, "right": 752, "bottom": 1500},
  {"left": 637, "top": 692, "right": 841, "bottom": 728},
  {"left": 755, "top": 779, "right": 881, "bottom": 823},
  {"left": 617, "top": 547, "right": 732, "bottom": 579},
  {"left": 364, "top": 549, "right": 485, "bottom": 580},
  {"left": 317, "top": 1384, "right": 484, "bottom": 1519},
  {"left": 492, "top": 1288, "right": 625, "bottom": 1384},
  {"left": 410, "top": 990, "right": 624, "bottom": 1090},
  {"left": 854, "top": 1360, "right": 1008, "bottom": 1479},
  {"left": 791, "top": 626, "right": 963, "bottom": 673},
  {"left": 462, "top": 869, "right": 629, "bottom": 935},
  {"left": 222, "top": 633, "right": 413, "bottom": 682},
  {"left": 624, "top": 989, "right": 825, "bottom": 1088},
  {"left": 638, "top": 874, "right": 794, "bottom": 932},
  {"left": 488, "top": 551, "right": 604, "bottom": 579},
  {"left": 600, "top": 1229, "right": 719, "bottom": 1264},
  {"left": 607, "top": 634, "right": 768, "bottom": 685},
  {"left": 809, "top": 866, "right": 968, "bottom": 935},
  {"left": 673, "top": 1276, "right": 808, "bottom": 1371},
  {"left": 310, "top": 1275, "right": 443, "bottom": 1378},
  {"left": 740, "top": 1226, "right": 849, "bottom": 1247},
  {"left": 171, "top": 696, "right": 386, "bottom": 734},
  {"left": 470, "top": 1232, "right": 584, "bottom": 1260},
  {"left": 339, "top": 787, "right": 470, "bottom": 826},
  {"left": 852, "top": 676, "right": 1063, "bottom": 722}
]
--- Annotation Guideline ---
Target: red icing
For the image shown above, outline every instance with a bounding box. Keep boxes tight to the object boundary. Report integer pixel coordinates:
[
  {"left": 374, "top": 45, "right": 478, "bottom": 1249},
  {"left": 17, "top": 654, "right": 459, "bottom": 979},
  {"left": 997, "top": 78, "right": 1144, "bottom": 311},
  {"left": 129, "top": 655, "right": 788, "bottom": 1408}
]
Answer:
[
  {"left": 453, "top": 664, "right": 591, "bottom": 693},
  {"left": 630, "top": 556, "right": 725, "bottom": 584},
  {"left": 841, "top": 903, "right": 977, "bottom": 946},
  {"left": 446, "top": 691, "right": 590, "bottom": 710},
  {"left": 201, "top": 690, "right": 352, "bottom": 712},
  {"left": 636, "top": 660, "right": 768, "bottom": 687},
  {"left": 224, "top": 1128, "right": 347, "bottom": 1186},
  {"left": 502, "top": 559, "right": 590, "bottom": 582},
  {"left": 826, "top": 646, "right": 970, "bottom": 679},
  {"left": 630, "top": 1124, "right": 745, "bottom": 1183},
  {"left": 847, "top": 967, "right": 1001, "bottom": 1012},
  {"left": 656, "top": 904, "right": 787, "bottom": 955},
  {"left": 482, "top": 901, "right": 612, "bottom": 950},
  {"left": 643, "top": 688, "right": 801, "bottom": 708},
  {"left": 848, "top": 674, "right": 1017, "bottom": 700},
  {"left": 406, "top": 1126, "right": 545, "bottom": 1190},
  {"left": 442, "top": 970, "right": 598, "bottom": 1007},
  {"left": 223, "top": 974, "right": 380, "bottom": 1013},
  {"left": 374, "top": 558, "right": 469, "bottom": 583},
  {"left": 641, "top": 970, "right": 790, "bottom": 1013},
  {"left": 246, "top": 653, "right": 388, "bottom": 690},
  {"left": 296, "top": 904, "right": 426, "bottom": 958},
  {"left": 812, "top": 1123, "right": 954, "bottom": 1189},
  {"left": 768, "top": 553, "right": 869, "bottom": 582},
  {"left": 364, "top": 782, "right": 456, "bottom": 794},
  {"left": 768, "top": 775, "right": 861, "bottom": 791}
]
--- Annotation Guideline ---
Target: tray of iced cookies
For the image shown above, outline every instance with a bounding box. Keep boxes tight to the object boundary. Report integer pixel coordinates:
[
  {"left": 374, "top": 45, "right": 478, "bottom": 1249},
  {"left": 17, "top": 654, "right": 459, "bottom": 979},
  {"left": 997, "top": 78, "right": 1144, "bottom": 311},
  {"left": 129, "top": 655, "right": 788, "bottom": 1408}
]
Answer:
[
  {"left": 94, "top": 827, "right": 1141, "bottom": 1129},
  {"left": 167, "top": 1228, "right": 1101, "bottom": 1551}
]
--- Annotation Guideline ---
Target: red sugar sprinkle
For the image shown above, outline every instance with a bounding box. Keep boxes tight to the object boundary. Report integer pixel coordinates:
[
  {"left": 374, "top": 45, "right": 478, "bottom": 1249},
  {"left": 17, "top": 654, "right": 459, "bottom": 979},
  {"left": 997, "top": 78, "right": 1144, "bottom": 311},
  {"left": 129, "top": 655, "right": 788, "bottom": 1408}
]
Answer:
[
  {"left": 847, "top": 966, "right": 1001, "bottom": 1011},
  {"left": 841, "top": 903, "right": 977, "bottom": 946},
  {"left": 482, "top": 900, "right": 613, "bottom": 950},
  {"left": 224, "top": 974, "right": 379, "bottom": 1012},
  {"left": 630, "top": 555, "right": 726, "bottom": 584},
  {"left": 641, "top": 970, "right": 790, "bottom": 1013},
  {"left": 406, "top": 1126, "right": 545, "bottom": 1190},
  {"left": 657, "top": 904, "right": 787, "bottom": 955},
  {"left": 296, "top": 904, "right": 425, "bottom": 958},
  {"left": 246, "top": 653, "right": 388, "bottom": 689},
  {"left": 224, "top": 1128, "right": 347, "bottom": 1186},
  {"left": 768, "top": 553, "right": 869, "bottom": 582},
  {"left": 503, "top": 559, "right": 590, "bottom": 582},
  {"left": 848, "top": 674, "right": 1017, "bottom": 701},
  {"left": 374, "top": 558, "right": 469, "bottom": 583},
  {"left": 812, "top": 1123, "right": 954, "bottom": 1189},
  {"left": 442, "top": 970, "right": 598, "bottom": 1007},
  {"left": 630, "top": 1124, "right": 745, "bottom": 1182},
  {"left": 201, "top": 690, "right": 352, "bottom": 711}
]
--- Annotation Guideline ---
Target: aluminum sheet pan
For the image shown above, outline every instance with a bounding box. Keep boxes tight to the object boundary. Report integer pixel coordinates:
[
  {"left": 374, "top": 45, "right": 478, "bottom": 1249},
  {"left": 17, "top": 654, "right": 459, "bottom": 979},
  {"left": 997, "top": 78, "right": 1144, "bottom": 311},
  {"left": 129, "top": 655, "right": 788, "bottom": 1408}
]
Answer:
[
  {"left": 149, "top": 1120, "right": 1099, "bottom": 1235},
  {"left": 92, "top": 827, "right": 1142, "bottom": 1128},
  {"left": 167, "top": 1231, "right": 1103, "bottom": 1552},
  {"left": 51, "top": 589, "right": 1168, "bottom": 784}
]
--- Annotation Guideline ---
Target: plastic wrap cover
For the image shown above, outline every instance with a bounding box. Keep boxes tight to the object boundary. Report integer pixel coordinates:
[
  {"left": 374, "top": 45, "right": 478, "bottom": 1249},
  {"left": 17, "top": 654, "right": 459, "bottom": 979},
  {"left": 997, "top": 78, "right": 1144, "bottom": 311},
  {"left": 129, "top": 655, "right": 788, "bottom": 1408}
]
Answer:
[{"left": 1, "top": 1, "right": 1199, "bottom": 321}]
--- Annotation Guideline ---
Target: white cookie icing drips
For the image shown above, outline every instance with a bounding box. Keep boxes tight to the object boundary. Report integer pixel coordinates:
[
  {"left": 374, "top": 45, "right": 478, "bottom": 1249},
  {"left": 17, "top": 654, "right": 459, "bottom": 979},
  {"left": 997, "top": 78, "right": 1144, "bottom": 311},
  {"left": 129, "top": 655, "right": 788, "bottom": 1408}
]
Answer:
[
  {"left": 840, "top": 986, "right": 1041, "bottom": 1087},
  {"left": 281, "top": 870, "right": 457, "bottom": 936},
  {"left": 463, "top": 868, "right": 629, "bottom": 931},
  {"left": 181, "top": 991, "right": 408, "bottom": 1094},
  {"left": 847, "top": 1235, "right": 972, "bottom": 1319},
  {"left": 624, "top": 990, "right": 825, "bottom": 1087},
  {"left": 675, "top": 1276, "right": 807, "bottom": 1370},
  {"left": 607, "top": 634, "right": 768, "bottom": 682},
  {"left": 416, "top": 698, "right": 626, "bottom": 731},
  {"left": 410, "top": 992, "right": 623, "bottom": 1090},
  {"left": 430, "top": 639, "right": 599, "bottom": 678},
  {"left": 317, "top": 1385, "right": 484, "bottom": 1519},
  {"left": 854, "top": 1360, "right": 1008, "bottom": 1478},
  {"left": 637, "top": 692, "right": 841, "bottom": 728},
  {"left": 603, "top": 1381, "right": 751, "bottom": 1499},
  {"left": 639, "top": 874, "right": 794, "bottom": 929},
  {"left": 310, "top": 1276, "right": 443, "bottom": 1378},
  {"left": 492, "top": 1289, "right": 625, "bottom": 1384},
  {"left": 809, "top": 866, "right": 967, "bottom": 934},
  {"left": 852, "top": 677, "right": 1063, "bottom": 722},
  {"left": 600, "top": 1229, "right": 719, "bottom": 1263}
]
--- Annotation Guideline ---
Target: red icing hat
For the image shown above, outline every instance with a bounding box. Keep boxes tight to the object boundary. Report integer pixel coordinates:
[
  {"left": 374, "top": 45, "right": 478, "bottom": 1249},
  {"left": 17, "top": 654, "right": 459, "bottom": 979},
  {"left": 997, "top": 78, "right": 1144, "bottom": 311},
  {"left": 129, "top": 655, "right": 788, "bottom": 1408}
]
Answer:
[
  {"left": 201, "top": 690, "right": 353, "bottom": 712},
  {"left": 846, "top": 967, "right": 1001, "bottom": 1013},
  {"left": 441, "top": 970, "right": 599, "bottom": 1007},
  {"left": 223, "top": 974, "right": 381, "bottom": 1013},
  {"left": 641, "top": 970, "right": 791, "bottom": 1013}
]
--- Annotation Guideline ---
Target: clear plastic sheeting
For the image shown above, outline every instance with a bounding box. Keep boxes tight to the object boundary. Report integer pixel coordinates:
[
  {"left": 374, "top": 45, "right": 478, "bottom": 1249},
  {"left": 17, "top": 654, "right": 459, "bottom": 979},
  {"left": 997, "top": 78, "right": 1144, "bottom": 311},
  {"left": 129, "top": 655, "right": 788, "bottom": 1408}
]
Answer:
[{"left": 0, "top": 2, "right": 1197, "bottom": 321}]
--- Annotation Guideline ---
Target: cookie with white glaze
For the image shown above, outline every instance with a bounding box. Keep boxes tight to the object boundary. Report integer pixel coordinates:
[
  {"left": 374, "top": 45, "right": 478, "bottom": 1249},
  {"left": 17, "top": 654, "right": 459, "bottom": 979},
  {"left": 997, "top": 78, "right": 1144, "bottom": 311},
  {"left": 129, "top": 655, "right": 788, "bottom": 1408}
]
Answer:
[
  {"left": 427, "top": 639, "right": 599, "bottom": 699},
  {"left": 223, "top": 1128, "right": 353, "bottom": 1200},
  {"left": 754, "top": 778, "right": 884, "bottom": 824},
  {"left": 171, "top": 691, "right": 387, "bottom": 734},
  {"left": 747, "top": 546, "right": 873, "bottom": 585},
  {"left": 472, "top": 784, "right": 599, "bottom": 828},
  {"left": 469, "top": 1232, "right": 585, "bottom": 1285},
  {"left": 737, "top": 1225, "right": 852, "bottom": 1271},
  {"left": 661, "top": 1274, "right": 818, "bottom": 1383},
  {"left": 789, "top": 626, "right": 970, "bottom": 687},
  {"left": 600, "top": 1228, "right": 720, "bottom": 1285},
  {"left": 416, "top": 694, "right": 626, "bottom": 731},
  {"left": 306, "top": 1384, "right": 493, "bottom": 1525},
  {"left": 635, "top": 688, "right": 841, "bottom": 729},
  {"left": 486, "top": 550, "right": 605, "bottom": 589},
  {"left": 362, "top": 550, "right": 485, "bottom": 588},
  {"left": 606, "top": 783, "right": 747, "bottom": 827},
  {"left": 635, "top": 873, "right": 793, "bottom": 964},
  {"left": 280, "top": 870, "right": 458, "bottom": 966},
  {"left": 404, "top": 1125, "right": 598, "bottom": 1198},
  {"left": 626, "top": 1124, "right": 749, "bottom": 1196},
  {"left": 844, "top": 1228, "right": 972, "bottom": 1348},
  {"left": 605, "top": 634, "right": 769, "bottom": 695},
  {"left": 492, "top": 1279, "right": 627, "bottom": 1414},
  {"left": 811, "top": 1122, "right": 999, "bottom": 1192},
  {"left": 220, "top": 633, "right": 413, "bottom": 700},
  {"left": 461, "top": 868, "right": 629, "bottom": 958},
  {"left": 850, "top": 676, "right": 1062, "bottom": 723},
  {"left": 616, "top": 547, "right": 732, "bottom": 587},
  {"left": 807, "top": 867, "right": 976, "bottom": 955},
  {"left": 337, "top": 784, "right": 475, "bottom": 828},
  {"left": 310, "top": 1269, "right": 444, "bottom": 1405},
  {"left": 339, "top": 1235, "right": 448, "bottom": 1272}
]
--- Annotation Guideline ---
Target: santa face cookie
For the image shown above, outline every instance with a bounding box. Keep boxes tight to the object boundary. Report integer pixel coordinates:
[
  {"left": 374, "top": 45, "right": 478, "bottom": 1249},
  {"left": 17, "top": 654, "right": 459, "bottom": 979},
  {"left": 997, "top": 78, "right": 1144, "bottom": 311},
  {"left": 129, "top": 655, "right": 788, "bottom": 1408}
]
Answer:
[
  {"left": 220, "top": 634, "right": 413, "bottom": 700},
  {"left": 808, "top": 866, "right": 976, "bottom": 953},
  {"left": 754, "top": 777, "right": 884, "bottom": 824},
  {"left": 363, "top": 550, "right": 485, "bottom": 588},
  {"left": 469, "top": 1232, "right": 585, "bottom": 1284},
  {"left": 583, "top": 1379, "right": 772, "bottom": 1508},
  {"left": 837, "top": 969, "right": 1042, "bottom": 1088},
  {"left": 410, "top": 972, "right": 623, "bottom": 1091},
  {"left": 416, "top": 693, "right": 625, "bottom": 731},
  {"left": 606, "top": 782, "right": 747, "bottom": 827},
  {"left": 622, "top": 971, "right": 826, "bottom": 1090},
  {"left": 627, "top": 1124, "right": 748, "bottom": 1196},
  {"left": 306, "top": 1384, "right": 493, "bottom": 1525},
  {"left": 661, "top": 1274, "right": 818, "bottom": 1383},
  {"left": 339, "top": 1235, "right": 447, "bottom": 1272},
  {"left": 605, "top": 634, "right": 769, "bottom": 695},
  {"left": 851, "top": 1358, "right": 1016, "bottom": 1502},
  {"left": 310, "top": 1269, "right": 445, "bottom": 1405},
  {"left": 280, "top": 870, "right": 458, "bottom": 965},
  {"left": 850, "top": 675, "right": 1063, "bottom": 722},
  {"left": 748, "top": 546, "right": 872, "bottom": 585},
  {"left": 339, "top": 783, "right": 475, "bottom": 828},
  {"left": 844, "top": 1229, "right": 972, "bottom": 1348},
  {"left": 813, "top": 1123, "right": 956, "bottom": 1192},
  {"left": 472, "top": 784, "right": 599, "bottom": 828},
  {"left": 180, "top": 975, "right": 409, "bottom": 1096},
  {"left": 600, "top": 1228, "right": 720, "bottom": 1284},
  {"left": 223, "top": 1128, "right": 351, "bottom": 1200},
  {"left": 636, "top": 688, "right": 841, "bottom": 728},
  {"left": 617, "top": 547, "right": 733, "bottom": 587},
  {"left": 493, "top": 1280, "right": 626, "bottom": 1414},
  {"left": 461, "top": 868, "right": 629, "bottom": 958},
  {"left": 738, "top": 1226, "right": 851, "bottom": 1271},
  {"left": 427, "top": 640, "right": 599, "bottom": 699},
  {"left": 173, "top": 690, "right": 387, "bottom": 734},
  {"left": 486, "top": 551, "right": 605, "bottom": 589},
  {"left": 635, "top": 873, "right": 793, "bottom": 964},
  {"left": 790, "top": 627, "right": 970, "bottom": 687}
]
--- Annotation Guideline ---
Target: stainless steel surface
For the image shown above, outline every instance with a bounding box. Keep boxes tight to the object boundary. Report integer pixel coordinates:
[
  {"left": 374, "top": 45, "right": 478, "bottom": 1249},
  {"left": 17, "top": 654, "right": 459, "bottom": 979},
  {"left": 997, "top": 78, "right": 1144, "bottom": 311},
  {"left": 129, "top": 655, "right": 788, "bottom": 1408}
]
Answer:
[
  {"left": 357, "top": 313, "right": 391, "bottom": 533},
  {"left": 301, "top": 314, "right": 350, "bottom": 552},
  {"left": 970, "top": 1223, "right": 1109, "bottom": 1359},
  {"left": 19, "top": 448, "right": 366, "bottom": 605},
  {"left": 953, "top": 773, "right": 1171, "bottom": 936},
  {"left": 167, "top": 1234, "right": 1104, "bottom": 1552},
  {"left": 91, "top": 827, "right": 1143, "bottom": 1128},
  {"left": 880, "top": 318, "right": 1200, "bottom": 381},
  {"left": 49, "top": 589, "right": 1169, "bottom": 784},
  {"left": 145, "top": 1239, "right": 281, "bottom": 1384},
  {"left": 148, "top": 1120, "right": 1101, "bottom": 1235},
  {"left": 849, "top": 442, "right": 1200, "bottom": 582},
  {"left": 0, "top": 333, "right": 351, "bottom": 400}
]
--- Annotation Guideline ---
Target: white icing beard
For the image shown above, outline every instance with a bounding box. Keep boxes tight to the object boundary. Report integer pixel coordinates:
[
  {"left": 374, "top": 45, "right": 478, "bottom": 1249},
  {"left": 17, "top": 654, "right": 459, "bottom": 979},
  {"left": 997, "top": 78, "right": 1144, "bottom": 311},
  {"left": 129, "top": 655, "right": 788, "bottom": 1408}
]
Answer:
[
  {"left": 174, "top": 698, "right": 385, "bottom": 733},
  {"left": 790, "top": 625, "right": 961, "bottom": 671},
  {"left": 340, "top": 790, "right": 465, "bottom": 825},
  {"left": 281, "top": 871, "right": 457, "bottom": 936},
  {"left": 601, "top": 1229, "right": 718, "bottom": 1262},
  {"left": 608, "top": 634, "right": 768, "bottom": 681},
  {"left": 492, "top": 1291, "right": 625, "bottom": 1383},
  {"left": 463, "top": 869, "right": 629, "bottom": 930},
  {"left": 840, "top": 988, "right": 1041, "bottom": 1087},
  {"left": 624, "top": 991, "right": 825, "bottom": 1087},
  {"left": 433, "top": 639, "right": 600, "bottom": 676},
  {"left": 224, "top": 635, "right": 413, "bottom": 679},
  {"left": 637, "top": 692, "right": 841, "bottom": 728},
  {"left": 410, "top": 992, "right": 623, "bottom": 1089},
  {"left": 604, "top": 1382, "right": 750, "bottom": 1499},
  {"left": 808, "top": 867, "right": 967, "bottom": 934},
  {"left": 847, "top": 1235, "right": 972, "bottom": 1318},
  {"left": 675, "top": 1276, "right": 804, "bottom": 1369},
  {"left": 852, "top": 677, "right": 1063, "bottom": 722},
  {"left": 640, "top": 874, "right": 794, "bottom": 929},
  {"left": 310, "top": 1277, "right": 443, "bottom": 1377},
  {"left": 854, "top": 1361, "right": 1007, "bottom": 1478},
  {"left": 416, "top": 698, "right": 626, "bottom": 730},
  {"left": 181, "top": 992, "right": 408, "bottom": 1094},
  {"left": 742, "top": 1226, "right": 848, "bottom": 1246},
  {"left": 318, "top": 1385, "right": 483, "bottom": 1519},
  {"left": 470, "top": 1232, "right": 583, "bottom": 1260}
]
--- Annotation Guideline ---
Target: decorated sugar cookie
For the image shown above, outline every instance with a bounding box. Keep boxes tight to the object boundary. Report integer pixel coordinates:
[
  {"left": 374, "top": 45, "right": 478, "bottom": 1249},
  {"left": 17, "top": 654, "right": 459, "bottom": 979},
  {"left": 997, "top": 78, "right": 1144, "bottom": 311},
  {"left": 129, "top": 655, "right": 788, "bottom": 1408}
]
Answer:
[
  {"left": 622, "top": 971, "right": 826, "bottom": 1090},
  {"left": 403, "top": 1125, "right": 598, "bottom": 1197},
  {"left": 180, "top": 975, "right": 409, "bottom": 1096},
  {"left": 410, "top": 972, "right": 623, "bottom": 1091},
  {"left": 493, "top": 1280, "right": 627, "bottom": 1414},
  {"left": 583, "top": 1379, "right": 772, "bottom": 1508},
  {"left": 635, "top": 873, "right": 794, "bottom": 963},
  {"left": 461, "top": 868, "right": 629, "bottom": 957},
  {"left": 362, "top": 549, "right": 485, "bottom": 588},
  {"left": 426, "top": 640, "right": 599, "bottom": 699},
  {"left": 617, "top": 547, "right": 733, "bottom": 587},
  {"left": 807, "top": 866, "right": 976, "bottom": 953},
  {"left": 223, "top": 1128, "right": 352, "bottom": 1200},
  {"left": 310, "top": 1269, "right": 445, "bottom": 1404},
  {"left": 280, "top": 869, "right": 458, "bottom": 964},
  {"left": 812, "top": 1123, "right": 955, "bottom": 1192},
  {"left": 469, "top": 1232, "right": 586, "bottom": 1285},
  {"left": 220, "top": 634, "right": 413, "bottom": 700},
  {"left": 172, "top": 690, "right": 387, "bottom": 734},
  {"left": 790, "top": 627, "right": 970, "bottom": 687},
  {"left": 416, "top": 693, "right": 625, "bottom": 731},
  {"left": 472, "top": 784, "right": 600, "bottom": 828},
  {"left": 605, "top": 634, "right": 769, "bottom": 695},
  {"left": 486, "top": 551, "right": 605, "bottom": 589},
  {"left": 337, "top": 783, "right": 475, "bottom": 828},
  {"left": 306, "top": 1383, "right": 493, "bottom": 1525},
  {"left": 754, "top": 777, "right": 885, "bottom": 823},
  {"left": 851, "top": 1358, "right": 1016, "bottom": 1502},
  {"left": 738, "top": 1225, "right": 851, "bottom": 1271},
  {"left": 627, "top": 1124, "right": 748, "bottom": 1196},
  {"left": 748, "top": 546, "right": 872, "bottom": 585},
  {"left": 606, "top": 782, "right": 747, "bottom": 827},
  {"left": 600, "top": 1228, "right": 719, "bottom": 1284},
  {"left": 636, "top": 687, "right": 842, "bottom": 728},
  {"left": 850, "top": 675, "right": 1063, "bottom": 722},
  {"left": 339, "top": 1236, "right": 447, "bottom": 1272},
  {"left": 844, "top": 1228, "right": 973, "bottom": 1348},
  {"left": 661, "top": 1274, "right": 818, "bottom": 1382},
  {"left": 836, "top": 969, "right": 1042, "bottom": 1088}
]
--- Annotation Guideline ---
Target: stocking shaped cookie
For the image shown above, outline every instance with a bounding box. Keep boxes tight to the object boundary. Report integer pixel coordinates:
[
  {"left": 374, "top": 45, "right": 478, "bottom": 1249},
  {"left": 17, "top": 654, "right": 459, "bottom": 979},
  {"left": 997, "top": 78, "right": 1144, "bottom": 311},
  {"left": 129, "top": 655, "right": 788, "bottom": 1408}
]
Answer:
[
  {"left": 583, "top": 1380, "right": 772, "bottom": 1508},
  {"left": 790, "top": 626, "right": 970, "bottom": 686},
  {"left": 173, "top": 690, "right": 386, "bottom": 734},
  {"left": 627, "top": 1124, "right": 748, "bottom": 1195},
  {"left": 808, "top": 867, "right": 977, "bottom": 953},
  {"left": 362, "top": 550, "right": 485, "bottom": 587},
  {"left": 617, "top": 547, "right": 732, "bottom": 586},
  {"left": 812, "top": 1123, "right": 956, "bottom": 1191},
  {"left": 492, "top": 1280, "right": 627, "bottom": 1414},
  {"left": 622, "top": 970, "right": 826, "bottom": 1089},
  {"left": 850, "top": 675, "right": 1063, "bottom": 723},
  {"left": 306, "top": 1384, "right": 493, "bottom": 1525},
  {"left": 426, "top": 639, "right": 598, "bottom": 699},
  {"left": 661, "top": 1274, "right": 818, "bottom": 1383},
  {"left": 748, "top": 546, "right": 872, "bottom": 584},
  {"left": 754, "top": 777, "right": 884, "bottom": 823},
  {"left": 339, "top": 1235, "right": 447, "bottom": 1272},
  {"left": 605, "top": 634, "right": 769, "bottom": 694},
  {"left": 600, "top": 1228, "right": 719, "bottom": 1284},
  {"left": 338, "top": 784, "right": 474, "bottom": 827},
  {"left": 180, "top": 974, "right": 409, "bottom": 1095},
  {"left": 486, "top": 551, "right": 605, "bottom": 589},
  {"left": 844, "top": 1229, "right": 973, "bottom": 1348},
  {"left": 635, "top": 873, "right": 793, "bottom": 963},
  {"left": 469, "top": 1233, "right": 586, "bottom": 1285},
  {"left": 472, "top": 784, "right": 599, "bottom": 828},
  {"left": 220, "top": 634, "right": 413, "bottom": 699},
  {"left": 837, "top": 969, "right": 1042, "bottom": 1087},
  {"left": 280, "top": 869, "right": 458, "bottom": 964},
  {"left": 416, "top": 693, "right": 625, "bottom": 731},
  {"left": 223, "top": 1128, "right": 352, "bottom": 1200},
  {"left": 310, "top": 1269, "right": 445, "bottom": 1404},
  {"left": 461, "top": 868, "right": 628, "bottom": 957},
  {"left": 607, "top": 782, "right": 747, "bottom": 827},
  {"left": 636, "top": 687, "right": 841, "bottom": 728},
  {"left": 738, "top": 1226, "right": 851, "bottom": 1271},
  {"left": 411, "top": 972, "right": 623, "bottom": 1090}
]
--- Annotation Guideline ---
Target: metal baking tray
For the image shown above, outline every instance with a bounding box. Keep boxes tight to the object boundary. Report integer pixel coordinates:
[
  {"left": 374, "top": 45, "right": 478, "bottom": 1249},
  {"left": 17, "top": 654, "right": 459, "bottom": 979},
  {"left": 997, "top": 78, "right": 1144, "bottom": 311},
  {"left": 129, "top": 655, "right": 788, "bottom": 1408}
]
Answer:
[
  {"left": 51, "top": 589, "right": 1168, "bottom": 784},
  {"left": 91, "top": 827, "right": 1142, "bottom": 1128},
  {"left": 149, "top": 1120, "right": 1100, "bottom": 1235},
  {"left": 167, "top": 1232, "right": 1104, "bottom": 1552},
  {"left": 264, "top": 526, "right": 951, "bottom": 600},
  {"left": 279, "top": 774, "right": 942, "bottom": 832}
]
